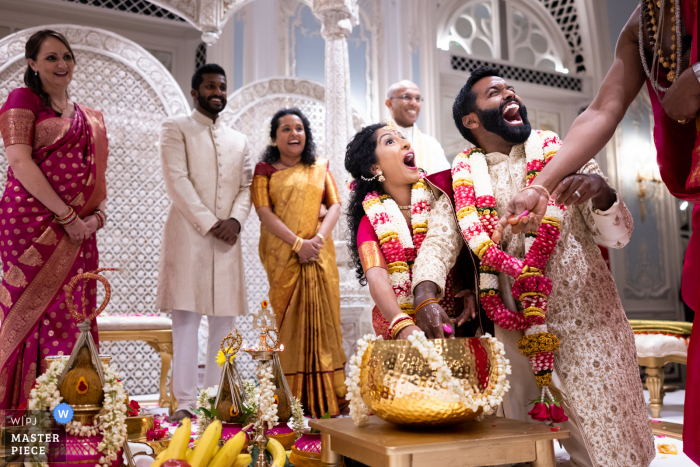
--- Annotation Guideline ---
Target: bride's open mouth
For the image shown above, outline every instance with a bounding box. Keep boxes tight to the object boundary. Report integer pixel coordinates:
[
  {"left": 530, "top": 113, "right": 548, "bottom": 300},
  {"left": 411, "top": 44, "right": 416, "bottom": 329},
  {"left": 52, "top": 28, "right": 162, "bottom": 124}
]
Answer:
[
  {"left": 403, "top": 151, "right": 417, "bottom": 169},
  {"left": 502, "top": 101, "right": 523, "bottom": 126}
]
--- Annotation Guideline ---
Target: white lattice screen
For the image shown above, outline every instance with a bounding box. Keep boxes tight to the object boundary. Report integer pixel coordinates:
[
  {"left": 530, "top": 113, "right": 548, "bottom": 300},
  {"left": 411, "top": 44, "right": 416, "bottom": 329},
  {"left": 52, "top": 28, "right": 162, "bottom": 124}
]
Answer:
[{"left": 0, "top": 26, "right": 189, "bottom": 396}]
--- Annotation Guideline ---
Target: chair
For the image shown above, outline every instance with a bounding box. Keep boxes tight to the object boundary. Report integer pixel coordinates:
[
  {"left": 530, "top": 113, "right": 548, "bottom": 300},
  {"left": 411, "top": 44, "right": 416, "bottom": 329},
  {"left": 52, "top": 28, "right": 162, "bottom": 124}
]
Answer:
[
  {"left": 97, "top": 315, "right": 177, "bottom": 414},
  {"left": 630, "top": 320, "right": 691, "bottom": 418}
]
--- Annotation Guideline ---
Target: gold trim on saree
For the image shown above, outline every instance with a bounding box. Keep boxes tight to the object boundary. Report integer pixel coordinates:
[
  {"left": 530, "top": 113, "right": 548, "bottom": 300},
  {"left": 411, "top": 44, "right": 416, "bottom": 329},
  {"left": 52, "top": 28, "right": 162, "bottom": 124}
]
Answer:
[
  {"left": 252, "top": 175, "right": 271, "bottom": 209},
  {"left": 0, "top": 229, "right": 81, "bottom": 380},
  {"left": 359, "top": 241, "right": 386, "bottom": 272},
  {"left": 0, "top": 108, "right": 36, "bottom": 147},
  {"left": 33, "top": 118, "right": 72, "bottom": 151},
  {"left": 325, "top": 171, "right": 341, "bottom": 205}
]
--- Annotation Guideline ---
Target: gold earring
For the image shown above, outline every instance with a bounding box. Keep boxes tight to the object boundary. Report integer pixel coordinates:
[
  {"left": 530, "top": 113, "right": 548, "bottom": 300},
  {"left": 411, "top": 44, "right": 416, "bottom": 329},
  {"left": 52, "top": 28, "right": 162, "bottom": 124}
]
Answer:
[
  {"left": 35, "top": 70, "right": 38, "bottom": 77},
  {"left": 378, "top": 171, "right": 386, "bottom": 182}
]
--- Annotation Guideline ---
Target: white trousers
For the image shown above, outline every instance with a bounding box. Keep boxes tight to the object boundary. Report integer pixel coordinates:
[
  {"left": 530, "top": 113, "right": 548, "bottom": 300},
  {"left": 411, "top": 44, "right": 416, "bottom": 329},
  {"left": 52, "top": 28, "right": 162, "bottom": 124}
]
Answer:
[
  {"left": 496, "top": 327, "right": 594, "bottom": 467},
  {"left": 169, "top": 309, "right": 236, "bottom": 413}
]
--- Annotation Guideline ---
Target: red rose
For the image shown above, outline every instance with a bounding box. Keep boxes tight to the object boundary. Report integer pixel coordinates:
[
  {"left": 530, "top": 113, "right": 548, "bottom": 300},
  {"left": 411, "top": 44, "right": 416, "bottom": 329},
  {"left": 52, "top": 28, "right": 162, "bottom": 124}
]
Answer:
[
  {"left": 549, "top": 403, "right": 569, "bottom": 423},
  {"left": 527, "top": 402, "right": 550, "bottom": 422},
  {"left": 126, "top": 400, "right": 141, "bottom": 416}
]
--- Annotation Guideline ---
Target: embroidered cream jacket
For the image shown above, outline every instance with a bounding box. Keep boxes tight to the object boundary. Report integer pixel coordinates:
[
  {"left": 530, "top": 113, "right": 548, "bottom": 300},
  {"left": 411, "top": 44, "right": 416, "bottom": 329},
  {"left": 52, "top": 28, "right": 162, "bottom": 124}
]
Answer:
[{"left": 413, "top": 137, "right": 655, "bottom": 467}]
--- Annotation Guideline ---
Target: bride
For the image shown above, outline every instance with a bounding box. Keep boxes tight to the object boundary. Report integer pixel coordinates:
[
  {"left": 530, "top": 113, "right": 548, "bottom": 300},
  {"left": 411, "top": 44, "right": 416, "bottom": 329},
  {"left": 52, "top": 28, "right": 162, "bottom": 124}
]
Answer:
[{"left": 345, "top": 122, "right": 479, "bottom": 340}]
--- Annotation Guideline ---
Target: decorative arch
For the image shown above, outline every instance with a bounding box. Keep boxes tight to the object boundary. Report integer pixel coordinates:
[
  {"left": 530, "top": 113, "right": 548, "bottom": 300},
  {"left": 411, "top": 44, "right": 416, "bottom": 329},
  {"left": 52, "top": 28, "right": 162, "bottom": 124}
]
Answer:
[
  {"left": 0, "top": 25, "right": 190, "bottom": 395},
  {"left": 436, "top": 0, "right": 573, "bottom": 73}
]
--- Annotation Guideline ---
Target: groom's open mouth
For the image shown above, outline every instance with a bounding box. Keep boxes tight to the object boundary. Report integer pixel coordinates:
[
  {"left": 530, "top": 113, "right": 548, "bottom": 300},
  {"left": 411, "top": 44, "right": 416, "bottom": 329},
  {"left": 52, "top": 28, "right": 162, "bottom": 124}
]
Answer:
[
  {"left": 403, "top": 151, "right": 417, "bottom": 169},
  {"left": 502, "top": 101, "right": 523, "bottom": 126}
]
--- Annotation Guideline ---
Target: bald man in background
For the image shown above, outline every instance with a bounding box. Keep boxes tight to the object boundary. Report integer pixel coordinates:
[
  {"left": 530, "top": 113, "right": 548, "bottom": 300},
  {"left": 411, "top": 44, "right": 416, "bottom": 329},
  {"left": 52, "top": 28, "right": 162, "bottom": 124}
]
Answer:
[{"left": 385, "top": 80, "right": 450, "bottom": 173}]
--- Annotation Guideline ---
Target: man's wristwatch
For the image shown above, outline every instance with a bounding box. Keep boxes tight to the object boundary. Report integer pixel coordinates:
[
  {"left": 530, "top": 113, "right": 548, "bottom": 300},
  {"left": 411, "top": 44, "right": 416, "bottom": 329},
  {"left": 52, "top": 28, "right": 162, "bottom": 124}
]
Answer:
[{"left": 692, "top": 62, "right": 700, "bottom": 83}]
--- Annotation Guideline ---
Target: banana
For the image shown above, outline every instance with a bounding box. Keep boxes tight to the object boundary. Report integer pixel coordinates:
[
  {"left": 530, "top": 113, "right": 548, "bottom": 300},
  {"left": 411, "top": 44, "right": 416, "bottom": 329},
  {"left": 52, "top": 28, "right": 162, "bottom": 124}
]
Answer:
[
  {"left": 184, "top": 448, "right": 194, "bottom": 462},
  {"left": 211, "top": 444, "right": 221, "bottom": 459},
  {"left": 266, "top": 438, "right": 286, "bottom": 467},
  {"left": 208, "top": 431, "right": 246, "bottom": 467},
  {"left": 162, "top": 417, "right": 192, "bottom": 461},
  {"left": 189, "top": 420, "right": 222, "bottom": 467},
  {"left": 232, "top": 453, "right": 252, "bottom": 467}
]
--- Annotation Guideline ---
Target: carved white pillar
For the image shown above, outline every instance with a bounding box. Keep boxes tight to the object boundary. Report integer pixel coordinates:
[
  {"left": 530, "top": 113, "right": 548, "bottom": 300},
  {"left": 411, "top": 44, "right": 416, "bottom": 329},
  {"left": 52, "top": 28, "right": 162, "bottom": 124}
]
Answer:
[{"left": 314, "top": 0, "right": 374, "bottom": 360}]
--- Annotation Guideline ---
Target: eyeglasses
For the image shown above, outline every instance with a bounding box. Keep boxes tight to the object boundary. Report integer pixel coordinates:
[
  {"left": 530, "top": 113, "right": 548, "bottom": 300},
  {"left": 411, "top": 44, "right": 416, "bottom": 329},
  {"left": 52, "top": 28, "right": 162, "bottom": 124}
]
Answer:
[{"left": 389, "top": 94, "right": 424, "bottom": 103}]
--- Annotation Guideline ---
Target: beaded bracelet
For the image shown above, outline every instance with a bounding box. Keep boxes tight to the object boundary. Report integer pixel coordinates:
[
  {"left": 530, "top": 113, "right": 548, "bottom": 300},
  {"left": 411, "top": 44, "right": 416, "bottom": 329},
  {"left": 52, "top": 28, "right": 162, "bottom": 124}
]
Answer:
[
  {"left": 292, "top": 237, "right": 303, "bottom": 253},
  {"left": 390, "top": 319, "right": 415, "bottom": 340},
  {"left": 414, "top": 298, "right": 439, "bottom": 314},
  {"left": 55, "top": 206, "right": 78, "bottom": 226}
]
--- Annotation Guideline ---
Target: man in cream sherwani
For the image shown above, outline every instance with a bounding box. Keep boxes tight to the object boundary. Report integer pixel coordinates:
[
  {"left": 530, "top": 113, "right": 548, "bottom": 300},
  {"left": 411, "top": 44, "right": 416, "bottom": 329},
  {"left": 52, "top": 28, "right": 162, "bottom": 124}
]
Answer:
[
  {"left": 386, "top": 80, "right": 450, "bottom": 174},
  {"left": 156, "top": 64, "right": 253, "bottom": 422},
  {"left": 412, "top": 67, "right": 654, "bottom": 466}
]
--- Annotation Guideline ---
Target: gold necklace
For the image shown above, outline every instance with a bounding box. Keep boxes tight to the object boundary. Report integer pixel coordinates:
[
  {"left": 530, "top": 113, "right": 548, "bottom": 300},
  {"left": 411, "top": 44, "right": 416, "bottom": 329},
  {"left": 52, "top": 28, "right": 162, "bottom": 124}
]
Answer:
[{"left": 51, "top": 98, "right": 68, "bottom": 114}]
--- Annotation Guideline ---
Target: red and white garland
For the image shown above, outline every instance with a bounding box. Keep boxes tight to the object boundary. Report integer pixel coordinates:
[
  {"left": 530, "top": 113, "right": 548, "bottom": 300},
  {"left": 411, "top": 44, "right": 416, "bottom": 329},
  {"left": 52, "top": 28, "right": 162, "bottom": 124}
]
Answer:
[
  {"left": 362, "top": 175, "right": 433, "bottom": 315},
  {"left": 452, "top": 130, "right": 567, "bottom": 422}
]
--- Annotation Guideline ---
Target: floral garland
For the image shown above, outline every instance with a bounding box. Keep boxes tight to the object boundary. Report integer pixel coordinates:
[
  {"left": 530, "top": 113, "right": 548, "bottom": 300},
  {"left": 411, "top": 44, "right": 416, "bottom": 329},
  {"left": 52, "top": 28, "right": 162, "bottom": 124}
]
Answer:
[
  {"left": 28, "top": 359, "right": 128, "bottom": 467},
  {"left": 451, "top": 130, "right": 567, "bottom": 422},
  {"left": 362, "top": 176, "right": 432, "bottom": 315},
  {"left": 195, "top": 385, "right": 218, "bottom": 436},
  {"left": 290, "top": 397, "right": 305, "bottom": 438},
  {"left": 345, "top": 334, "right": 378, "bottom": 426},
  {"left": 255, "top": 361, "right": 279, "bottom": 432},
  {"left": 345, "top": 331, "right": 511, "bottom": 426}
]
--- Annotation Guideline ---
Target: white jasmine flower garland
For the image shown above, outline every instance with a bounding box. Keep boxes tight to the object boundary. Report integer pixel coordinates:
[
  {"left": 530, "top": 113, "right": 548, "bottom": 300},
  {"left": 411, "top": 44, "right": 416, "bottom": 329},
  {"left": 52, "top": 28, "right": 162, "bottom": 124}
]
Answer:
[
  {"left": 255, "top": 361, "right": 278, "bottom": 432},
  {"left": 28, "top": 359, "right": 128, "bottom": 467}
]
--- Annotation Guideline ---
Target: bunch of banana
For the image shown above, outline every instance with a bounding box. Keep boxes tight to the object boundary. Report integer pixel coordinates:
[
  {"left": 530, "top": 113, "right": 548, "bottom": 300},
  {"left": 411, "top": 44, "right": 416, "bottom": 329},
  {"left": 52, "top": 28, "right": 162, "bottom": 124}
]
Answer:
[{"left": 148, "top": 418, "right": 287, "bottom": 467}]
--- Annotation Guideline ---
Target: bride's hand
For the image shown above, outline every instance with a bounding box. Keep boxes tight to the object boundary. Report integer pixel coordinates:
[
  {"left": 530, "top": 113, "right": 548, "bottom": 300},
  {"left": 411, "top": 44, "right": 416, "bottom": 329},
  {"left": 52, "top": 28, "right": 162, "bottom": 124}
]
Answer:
[
  {"left": 396, "top": 325, "right": 422, "bottom": 340},
  {"left": 63, "top": 217, "right": 91, "bottom": 242},
  {"left": 493, "top": 187, "right": 548, "bottom": 241}
]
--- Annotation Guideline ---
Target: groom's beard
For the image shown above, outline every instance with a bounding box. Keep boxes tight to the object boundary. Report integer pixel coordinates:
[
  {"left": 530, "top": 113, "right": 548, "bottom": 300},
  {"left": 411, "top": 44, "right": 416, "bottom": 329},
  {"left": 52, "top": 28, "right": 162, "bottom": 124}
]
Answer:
[{"left": 475, "top": 102, "right": 531, "bottom": 145}]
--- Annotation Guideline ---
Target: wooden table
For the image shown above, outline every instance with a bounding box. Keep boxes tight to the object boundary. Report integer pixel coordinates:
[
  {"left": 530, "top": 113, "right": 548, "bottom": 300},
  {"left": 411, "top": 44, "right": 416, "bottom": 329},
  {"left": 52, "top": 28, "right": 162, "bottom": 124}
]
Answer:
[{"left": 309, "top": 416, "right": 569, "bottom": 467}]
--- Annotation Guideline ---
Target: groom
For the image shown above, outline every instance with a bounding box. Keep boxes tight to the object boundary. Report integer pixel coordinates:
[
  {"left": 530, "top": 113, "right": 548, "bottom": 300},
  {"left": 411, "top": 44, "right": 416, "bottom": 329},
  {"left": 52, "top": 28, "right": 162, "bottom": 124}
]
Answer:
[{"left": 411, "top": 67, "right": 654, "bottom": 467}]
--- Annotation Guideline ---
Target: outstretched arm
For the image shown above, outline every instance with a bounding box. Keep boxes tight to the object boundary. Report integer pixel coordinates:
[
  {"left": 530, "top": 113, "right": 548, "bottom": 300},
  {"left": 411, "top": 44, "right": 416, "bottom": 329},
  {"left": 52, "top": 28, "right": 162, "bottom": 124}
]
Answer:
[{"left": 497, "top": 6, "right": 647, "bottom": 235}]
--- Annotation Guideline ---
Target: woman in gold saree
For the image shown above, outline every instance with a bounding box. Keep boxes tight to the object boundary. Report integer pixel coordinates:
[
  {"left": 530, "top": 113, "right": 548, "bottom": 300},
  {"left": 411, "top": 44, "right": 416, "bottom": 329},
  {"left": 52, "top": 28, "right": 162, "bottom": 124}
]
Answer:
[
  {"left": 252, "top": 108, "right": 346, "bottom": 417},
  {"left": 0, "top": 30, "right": 109, "bottom": 409}
]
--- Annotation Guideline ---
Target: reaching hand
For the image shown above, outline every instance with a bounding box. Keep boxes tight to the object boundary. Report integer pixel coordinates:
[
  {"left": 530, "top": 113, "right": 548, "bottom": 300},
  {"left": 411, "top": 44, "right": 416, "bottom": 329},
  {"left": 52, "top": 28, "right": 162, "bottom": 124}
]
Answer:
[
  {"left": 453, "top": 289, "right": 477, "bottom": 326},
  {"left": 297, "top": 239, "right": 321, "bottom": 263},
  {"left": 396, "top": 324, "right": 422, "bottom": 340},
  {"left": 211, "top": 219, "right": 241, "bottom": 245},
  {"left": 63, "top": 217, "right": 91, "bottom": 242},
  {"left": 415, "top": 302, "right": 455, "bottom": 339},
  {"left": 551, "top": 173, "right": 614, "bottom": 210},
  {"left": 661, "top": 66, "right": 700, "bottom": 122},
  {"left": 494, "top": 186, "right": 548, "bottom": 242}
]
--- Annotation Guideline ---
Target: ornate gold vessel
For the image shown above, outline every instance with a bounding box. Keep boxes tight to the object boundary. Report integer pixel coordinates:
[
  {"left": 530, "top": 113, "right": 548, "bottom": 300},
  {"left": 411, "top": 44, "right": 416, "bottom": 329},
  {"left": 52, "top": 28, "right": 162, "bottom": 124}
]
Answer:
[
  {"left": 359, "top": 338, "right": 499, "bottom": 427},
  {"left": 125, "top": 414, "right": 155, "bottom": 441}
]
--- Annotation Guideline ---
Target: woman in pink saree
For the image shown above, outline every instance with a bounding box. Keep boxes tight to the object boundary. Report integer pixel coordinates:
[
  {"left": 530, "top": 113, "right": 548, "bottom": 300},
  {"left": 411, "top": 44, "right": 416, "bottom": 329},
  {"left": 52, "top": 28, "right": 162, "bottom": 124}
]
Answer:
[{"left": 0, "top": 30, "right": 108, "bottom": 409}]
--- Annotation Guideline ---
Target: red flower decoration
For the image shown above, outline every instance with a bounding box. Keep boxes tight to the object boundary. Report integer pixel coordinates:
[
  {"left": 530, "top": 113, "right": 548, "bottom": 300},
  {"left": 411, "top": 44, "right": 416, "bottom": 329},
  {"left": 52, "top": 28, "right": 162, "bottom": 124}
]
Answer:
[
  {"left": 126, "top": 400, "right": 141, "bottom": 416},
  {"left": 549, "top": 403, "right": 569, "bottom": 423},
  {"left": 527, "top": 402, "right": 550, "bottom": 422}
]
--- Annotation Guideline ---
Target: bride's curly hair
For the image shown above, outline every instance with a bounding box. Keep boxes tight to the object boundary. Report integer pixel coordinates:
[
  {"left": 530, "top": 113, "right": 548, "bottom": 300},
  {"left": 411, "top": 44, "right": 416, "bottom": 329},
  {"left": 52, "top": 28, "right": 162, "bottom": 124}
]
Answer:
[{"left": 345, "top": 123, "right": 386, "bottom": 286}]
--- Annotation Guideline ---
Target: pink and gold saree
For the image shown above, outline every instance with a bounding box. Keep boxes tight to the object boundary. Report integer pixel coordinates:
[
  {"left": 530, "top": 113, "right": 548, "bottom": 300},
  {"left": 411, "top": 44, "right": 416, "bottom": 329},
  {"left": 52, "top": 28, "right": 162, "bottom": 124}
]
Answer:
[{"left": 0, "top": 87, "right": 108, "bottom": 409}]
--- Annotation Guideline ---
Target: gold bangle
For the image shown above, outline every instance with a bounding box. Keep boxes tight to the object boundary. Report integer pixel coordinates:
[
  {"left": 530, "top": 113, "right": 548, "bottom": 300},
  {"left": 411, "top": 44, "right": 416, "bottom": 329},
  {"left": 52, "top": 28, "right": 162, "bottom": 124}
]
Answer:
[
  {"left": 316, "top": 232, "right": 326, "bottom": 243},
  {"left": 389, "top": 313, "right": 411, "bottom": 329},
  {"left": 292, "top": 237, "right": 303, "bottom": 253},
  {"left": 521, "top": 184, "right": 550, "bottom": 201},
  {"left": 390, "top": 319, "right": 415, "bottom": 340}
]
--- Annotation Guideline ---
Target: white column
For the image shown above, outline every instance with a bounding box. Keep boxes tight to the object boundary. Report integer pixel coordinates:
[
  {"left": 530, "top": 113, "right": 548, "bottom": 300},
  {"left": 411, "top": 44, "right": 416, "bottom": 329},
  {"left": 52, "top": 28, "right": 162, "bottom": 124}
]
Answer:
[
  {"left": 314, "top": 0, "right": 374, "bottom": 360},
  {"left": 206, "top": 18, "right": 235, "bottom": 81}
]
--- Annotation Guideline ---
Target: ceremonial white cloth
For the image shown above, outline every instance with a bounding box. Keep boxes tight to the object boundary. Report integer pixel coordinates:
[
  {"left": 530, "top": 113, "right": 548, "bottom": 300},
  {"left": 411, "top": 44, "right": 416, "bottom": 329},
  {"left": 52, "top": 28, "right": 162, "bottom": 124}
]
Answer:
[
  {"left": 392, "top": 121, "right": 450, "bottom": 174},
  {"left": 156, "top": 109, "right": 253, "bottom": 317},
  {"left": 170, "top": 309, "right": 235, "bottom": 413},
  {"left": 413, "top": 133, "right": 655, "bottom": 467}
]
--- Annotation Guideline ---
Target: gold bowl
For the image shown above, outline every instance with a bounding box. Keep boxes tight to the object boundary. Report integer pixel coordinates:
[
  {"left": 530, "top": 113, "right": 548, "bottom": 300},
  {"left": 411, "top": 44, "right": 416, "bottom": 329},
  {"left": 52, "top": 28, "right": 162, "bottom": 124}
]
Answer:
[
  {"left": 126, "top": 414, "right": 155, "bottom": 441},
  {"left": 359, "top": 338, "right": 500, "bottom": 427}
]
